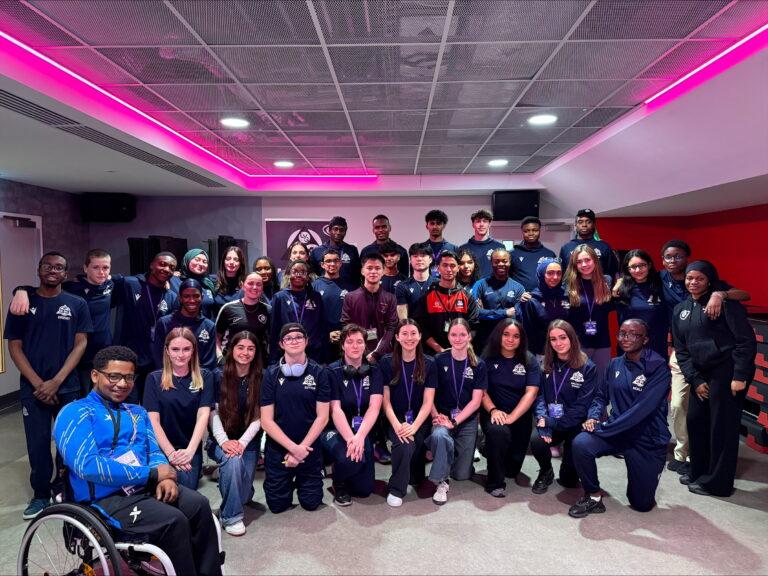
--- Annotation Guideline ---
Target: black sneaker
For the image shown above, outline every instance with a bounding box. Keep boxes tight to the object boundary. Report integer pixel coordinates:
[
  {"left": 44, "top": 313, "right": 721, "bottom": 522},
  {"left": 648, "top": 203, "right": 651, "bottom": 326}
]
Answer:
[
  {"left": 532, "top": 469, "right": 555, "bottom": 494},
  {"left": 679, "top": 474, "right": 695, "bottom": 485},
  {"left": 568, "top": 495, "right": 606, "bottom": 518},
  {"left": 677, "top": 462, "right": 690, "bottom": 476},
  {"left": 333, "top": 486, "right": 352, "bottom": 507},
  {"left": 667, "top": 459, "right": 684, "bottom": 472}
]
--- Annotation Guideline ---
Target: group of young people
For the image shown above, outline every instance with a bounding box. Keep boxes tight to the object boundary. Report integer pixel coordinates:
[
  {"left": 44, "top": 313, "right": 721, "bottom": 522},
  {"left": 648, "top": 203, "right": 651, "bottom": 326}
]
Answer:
[{"left": 3, "top": 207, "right": 757, "bottom": 573}]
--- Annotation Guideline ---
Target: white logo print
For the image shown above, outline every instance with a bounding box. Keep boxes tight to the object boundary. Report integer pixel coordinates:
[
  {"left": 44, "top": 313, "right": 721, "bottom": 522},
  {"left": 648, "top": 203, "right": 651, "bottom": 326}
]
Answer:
[
  {"left": 342, "top": 253, "right": 351, "bottom": 263},
  {"left": 512, "top": 363, "right": 527, "bottom": 376},
  {"left": 158, "top": 300, "right": 168, "bottom": 313},
  {"left": 319, "top": 290, "right": 325, "bottom": 296},
  {"left": 571, "top": 371, "right": 584, "bottom": 383},
  {"left": 680, "top": 310, "right": 690, "bottom": 320},
  {"left": 363, "top": 375, "right": 370, "bottom": 390},
  {"left": 103, "top": 287, "right": 112, "bottom": 295},
  {"left": 493, "top": 363, "right": 499, "bottom": 370},
  {"left": 519, "top": 257, "right": 524, "bottom": 262},
  {"left": 56, "top": 305, "right": 72, "bottom": 320},
  {"left": 304, "top": 300, "right": 317, "bottom": 310},
  {"left": 594, "top": 249, "right": 603, "bottom": 257},
  {"left": 129, "top": 506, "right": 141, "bottom": 523},
  {"left": 135, "top": 293, "right": 141, "bottom": 301},
  {"left": 340, "top": 289, "right": 348, "bottom": 298},
  {"left": 409, "top": 287, "right": 415, "bottom": 293},
  {"left": 205, "top": 289, "right": 213, "bottom": 299},
  {"left": 22, "top": 407, "right": 29, "bottom": 417},
  {"left": 29, "top": 307, "right": 37, "bottom": 315},
  {"left": 278, "top": 377, "right": 285, "bottom": 386},
  {"left": 615, "top": 370, "right": 620, "bottom": 378},
  {"left": 84, "top": 288, "right": 89, "bottom": 295},
  {"left": 258, "top": 314, "right": 267, "bottom": 324},
  {"left": 561, "top": 300, "right": 571, "bottom": 310},
  {"left": 507, "top": 290, "right": 516, "bottom": 298},
  {"left": 198, "top": 329, "right": 210, "bottom": 343},
  {"left": 303, "top": 375, "right": 316, "bottom": 390},
  {"left": 443, "top": 366, "right": 449, "bottom": 372},
  {"left": 632, "top": 374, "right": 647, "bottom": 390},
  {"left": 486, "top": 249, "right": 493, "bottom": 260},
  {"left": 464, "top": 367, "right": 474, "bottom": 379}
]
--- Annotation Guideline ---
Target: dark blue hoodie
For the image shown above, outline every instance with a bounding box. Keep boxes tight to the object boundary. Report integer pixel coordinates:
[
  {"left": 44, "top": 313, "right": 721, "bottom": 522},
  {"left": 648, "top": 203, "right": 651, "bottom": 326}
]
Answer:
[
  {"left": 517, "top": 258, "right": 569, "bottom": 355},
  {"left": 510, "top": 242, "right": 556, "bottom": 290},
  {"left": 459, "top": 237, "right": 505, "bottom": 278}
]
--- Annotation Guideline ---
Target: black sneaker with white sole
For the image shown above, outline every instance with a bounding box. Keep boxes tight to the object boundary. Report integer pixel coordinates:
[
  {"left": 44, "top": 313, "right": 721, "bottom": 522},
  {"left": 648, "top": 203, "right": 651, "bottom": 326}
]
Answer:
[{"left": 568, "top": 495, "right": 606, "bottom": 518}]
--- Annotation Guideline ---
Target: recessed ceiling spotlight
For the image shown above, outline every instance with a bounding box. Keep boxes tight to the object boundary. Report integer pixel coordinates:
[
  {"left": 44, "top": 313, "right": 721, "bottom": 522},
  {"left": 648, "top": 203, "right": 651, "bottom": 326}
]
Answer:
[
  {"left": 220, "top": 117, "right": 250, "bottom": 128},
  {"left": 273, "top": 160, "right": 294, "bottom": 169},
  {"left": 487, "top": 158, "right": 509, "bottom": 168},
  {"left": 528, "top": 114, "right": 558, "bottom": 126}
]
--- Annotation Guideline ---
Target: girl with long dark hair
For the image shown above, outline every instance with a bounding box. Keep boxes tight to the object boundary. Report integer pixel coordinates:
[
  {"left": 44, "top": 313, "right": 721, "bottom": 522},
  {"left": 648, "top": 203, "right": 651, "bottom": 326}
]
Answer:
[{"left": 213, "top": 246, "right": 247, "bottom": 315}]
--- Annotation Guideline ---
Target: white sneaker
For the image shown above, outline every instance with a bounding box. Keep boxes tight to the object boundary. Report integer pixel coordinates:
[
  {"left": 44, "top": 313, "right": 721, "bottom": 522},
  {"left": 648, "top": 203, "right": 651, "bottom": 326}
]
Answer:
[
  {"left": 224, "top": 521, "right": 246, "bottom": 536},
  {"left": 432, "top": 481, "right": 449, "bottom": 505},
  {"left": 387, "top": 493, "right": 403, "bottom": 507}
]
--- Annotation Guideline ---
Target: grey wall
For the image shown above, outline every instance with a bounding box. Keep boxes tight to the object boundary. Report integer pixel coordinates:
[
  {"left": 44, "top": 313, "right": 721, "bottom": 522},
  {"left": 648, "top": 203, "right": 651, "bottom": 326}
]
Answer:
[
  {"left": 89, "top": 195, "right": 263, "bottom": 274},
  {"left": 0, "top": 178, "right": 90, "bottom": 265}
]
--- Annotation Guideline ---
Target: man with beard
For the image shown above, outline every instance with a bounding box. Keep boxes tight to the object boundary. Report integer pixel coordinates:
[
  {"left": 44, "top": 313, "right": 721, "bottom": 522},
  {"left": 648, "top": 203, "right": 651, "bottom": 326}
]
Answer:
[{"left": 4, "top": 252, "right": 93, "bottom": 520}]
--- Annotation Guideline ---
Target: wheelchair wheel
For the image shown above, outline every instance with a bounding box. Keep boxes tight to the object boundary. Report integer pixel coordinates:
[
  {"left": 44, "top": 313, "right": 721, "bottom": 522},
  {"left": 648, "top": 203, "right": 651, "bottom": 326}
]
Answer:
[{"left": 18, "top": 503, "right": 123, "bottom": 576}]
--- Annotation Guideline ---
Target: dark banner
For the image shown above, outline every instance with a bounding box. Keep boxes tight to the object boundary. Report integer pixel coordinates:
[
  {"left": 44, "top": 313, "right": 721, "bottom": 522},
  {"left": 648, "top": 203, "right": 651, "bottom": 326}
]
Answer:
[{"left": 264, "top": 218, "right": 327, "bottom": 272}]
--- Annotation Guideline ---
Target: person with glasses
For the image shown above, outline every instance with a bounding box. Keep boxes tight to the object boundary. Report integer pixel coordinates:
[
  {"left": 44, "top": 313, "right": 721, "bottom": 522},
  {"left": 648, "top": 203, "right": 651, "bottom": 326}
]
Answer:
[
  {"left": 279, "top": 242, "right": 318, "bottom": 289},
  {"left": 4, "top": 252, "right": 93, "bottom": 520},
  {"left": 54, "top": 346, "right": 222, "bottom": 575},
  {"left": 569, "top": 319, "right": 671, "bottom": 517},
  {"left": 269, "top": 260, "right": 326, "bottom": 364},
  {"left": 144, "top": 327, "right": 215, "bottom": 489},
  {"left": 309, "top": 216, "right": 361, "bottom": 285},
  {"left": 260, "top": 324, "right": 330, "bottom": 513},
  {"left": 313, "top": 248, "right": 357, "bottom": 360},
  {"left": 659, "top": 240, "right": 750, "bottom": 475}
]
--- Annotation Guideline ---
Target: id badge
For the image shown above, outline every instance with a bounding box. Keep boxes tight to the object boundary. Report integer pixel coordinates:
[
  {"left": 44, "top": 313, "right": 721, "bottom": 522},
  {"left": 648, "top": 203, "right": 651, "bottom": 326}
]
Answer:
[
  {"left": 115, "top": 449, "right": 141, "bottom": 467},
  {"left": 584, "top": 320, "right": 597, "bottom": 336},
  {"left": 404, "top": 410, "right": 414, "bottom": 424},
  {"left": 366, "top": 328, "right": 378, "bottom": 341},
  {"left": 548, "top": 403, "right": 564, "bottom": 419},
  {"left": 351, "top": 416, "right": 363, "bottom": 432},
  {"left": 443, "top": 321, "right": 450, "bottom": 333},
  {"left": 450, "top": 408, "right": 460, "bottom": 421}
]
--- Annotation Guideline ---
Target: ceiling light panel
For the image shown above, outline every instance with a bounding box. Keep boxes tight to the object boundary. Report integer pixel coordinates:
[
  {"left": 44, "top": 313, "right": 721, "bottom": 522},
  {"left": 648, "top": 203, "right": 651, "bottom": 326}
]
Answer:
[
  {"left": 329, "top": 45, "right": 439, "bottom": 83},
  {"left": 466, "top": 157, "right": 528, "bottom": 173},
  {"left": 314, "top": 0, "right": 449, "bottom": 44},
  {"left": 31, "top": 0, "right": 199, "bottom": 45},
  {"left": 439, "top": 42, "right": 555, "bottom": 82},
  {"left": 448, "top": 0, "right": 591, "bottom": 41},
  {"left": 501, "top": 108, "right": 587, "bottom": 128},
  {"left": 189, "top": 111, "right": 272, "bottom": 131},
  {"left": 170, "top": 0, "right": 320, "bottom": 45},
  {"left": 571, "top": 0, "right": 730, "bottom": 40}
]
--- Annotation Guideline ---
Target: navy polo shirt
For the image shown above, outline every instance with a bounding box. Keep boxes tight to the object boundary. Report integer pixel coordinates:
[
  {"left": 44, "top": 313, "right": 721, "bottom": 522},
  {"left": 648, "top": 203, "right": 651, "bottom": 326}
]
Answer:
[
  {"left": 433, "top": 352, "right": 488, "bottom": 415},
  {"left": 312, "top": 277, "right": 356, "bottom": 332},
  {"left": 62, "top": 276, "right": 115, "bottom": 364},
  {"left": 566, "top": 277, "right": 615, "bottom": 349},
  {"left": 112, "top": 274, "right": 177, "bottom": 367},
  {"left": 360, "top": 241, "right": 409, "bottom": 276},
  {"left": 381, "top": 273, "right": 406, "bottom": 295},
  {"left": 310, "top": 242, "right": 361, "bottom": 284},
  {"left": 143, "top": 368, "right": 215, "bottom": 452},
  {"left": 395, "top": 276, "right": 436, "bottom": 317},
  {"left": 4, "top": 291, "right": 93, "bottom": 399},
  {"left": 268, "top": 288, "right": 326, "bottom": 363},
  {"left": 616, "top": 282, "right": 669, "bottom": 358},
  {"left": 260, "top": 360, "right": 331, "bottom": 453},
  {"left": 169, "top": 275, "right": 216, "bottom": 319},
  {"left": 328, "top": 360, "right": 383, "bottom": 423},
  {"left": 485, "top": 353, "right": 541, "bottom": 413},
  {"left": 379, "top": 354, "right": 437, "bottom": 421},
  {"left": 510, "top": 243, "right": 557, "bottom": 290},
  {"left": 152, "top": 312, "right": 217, "bottom": 371}
]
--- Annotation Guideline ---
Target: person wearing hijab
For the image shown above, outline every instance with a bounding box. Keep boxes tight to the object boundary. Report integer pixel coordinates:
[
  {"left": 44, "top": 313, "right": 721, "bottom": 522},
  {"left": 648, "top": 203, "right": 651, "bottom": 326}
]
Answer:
[
  {"left": 517, "top": 258, "right": 570, "bottom": 356},
  {"left": 672, "top": 260, "right": 756, "bottom": 497},
  {"left": 171, "top": 248, "right": 217, "bottom": 319}
]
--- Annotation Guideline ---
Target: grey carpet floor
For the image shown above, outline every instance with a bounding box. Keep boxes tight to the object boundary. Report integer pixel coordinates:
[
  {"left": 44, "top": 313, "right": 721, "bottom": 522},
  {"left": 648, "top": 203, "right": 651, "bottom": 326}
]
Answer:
[{"left": 0, "top": 405, "right": 765, "bottom": 575}]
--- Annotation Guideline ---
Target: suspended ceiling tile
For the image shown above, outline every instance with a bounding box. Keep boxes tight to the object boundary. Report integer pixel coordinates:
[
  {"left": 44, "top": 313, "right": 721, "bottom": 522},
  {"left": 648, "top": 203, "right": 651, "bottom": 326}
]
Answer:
[
  {"left": 694, "top": 0, "right": 768, "bottom": 38},
  {"left": 0, "top": 1, "right": 80, "bottom": 46},
  {"left": 186, "top": 110, "right": 274, "bottom": 131},
  {"left": 501, "top": 107, "right": 589, "bottom": 128},
  {"left": 574, "top": 107, "right": 631, "bottom": 127},
  {"left": 214, "top": 46, "right": 332, "bottom": 83},
  {"left": 315, "top": 0, "right": 449, "bottom": 44},
  {"left": 340, "top": 83, "right": 432, "bottom": 110},
  {"left": 364, "top": 158, "right": 417, "bottom": 174},
  {"left": 360, "top": 146, "right": 420, "bottom": 159},
  {"left": 514, "top": 155, "right": 557, "bottom": 172},
  {"left": 213, "top": 130, "right": 293, "bottom": 147},
  {"left": 299, "top": 146, "right": 361, "bottom": 159},
  {"left": 541, "top": 40, "right": 676, "bottom": 80},
  {"left": 280, "top": 131, "right": 355, "bottom": 146},
  {"left": 357, "top": 130, "right": 423, "bottom": 145},
  {"left": 427, "top": 108, "right": 508, "bottom": 130},
  {"left": 520, "top": 80, "right": 626, "bottom": 107},
  {"left": 422, "top": 128, "right": 491, "bottom": 144},
  {"left": 245, "top": 84, "right": 343, "bottom": 111},
  {"left": 38, "top": 47, "right": 137, "bottom": 84},
  {"left": 31, "top": 0, "right": 199, "bottom": 45},
  {"left": 552, "top": 126, "right": 601, "bottom": 143},
  {"left": 152, "top": 83, "right": 256, "bottom": 111},
  {"left": 97, "top": 47, "right": 233, "bottom": 84},
  {"left": 639, "top": 40, "right": 734, "bottom": 79},
  {"left": 104, "top": 85, "right": 176, "bottom": 111},
  {"left": 432, "top": 81, "right": 528, "bottom": 108},
  {"left": 487, "top": 126, "right": 561, "bottom": 145},
  {"left": 349, "top": 110, "right": 426, "bottom": 131},
  {"left": 466, "top": 156, "right": 530, "bottom": 173},
  {"left": 312, "top": 158, "right": 365, "bottom": 170},
  {"left": 420, "top": 143, "right": 481, "bottom": 157},
  {"left": 571, "top": 0, "right": 731, "bottom": 40},
  {"left": 479, "top": 143, "right": 545, "bottom": 156},
  {"left": 270, "top": 111, "right": 351, "bottom": 131},
  {"left": 601, "top": 78, "right": 670, "bottom": 106},
  {"left": 329, "top": 45, "right": 439, "bottom": 83},
  {"left": 536, "top": 142, "right": 578, "bottom": 156},
  {"left": 236, "top": 146, "right": 306, "bottom": 162},
  {"left": 439, "top": 42, "right": 555, "bottom": 81},
  {"left": 417, "top": 156, "right": 474, "bottom": 167},
  {"left": 171, "top": 0, "right": 319, "bottom": 45},
  {"left": 266, "top": 159, "right": 317, "bottom": 174},
  {"left": 449, "top": 0, "right": 591, "bottom": 41}
]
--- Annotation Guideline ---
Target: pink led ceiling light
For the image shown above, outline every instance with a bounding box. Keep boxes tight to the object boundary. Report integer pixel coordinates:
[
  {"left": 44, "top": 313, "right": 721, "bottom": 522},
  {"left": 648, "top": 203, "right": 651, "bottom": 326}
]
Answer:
[{"left": 0, "top": 29, "right": 377, "bottom": 189}]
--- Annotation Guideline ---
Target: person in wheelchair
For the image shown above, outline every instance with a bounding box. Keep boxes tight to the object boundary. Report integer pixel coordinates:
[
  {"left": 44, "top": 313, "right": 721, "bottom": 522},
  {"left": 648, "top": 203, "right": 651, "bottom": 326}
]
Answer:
[{"left": 53, "top": 345, "right": 223, "bottom": 576}]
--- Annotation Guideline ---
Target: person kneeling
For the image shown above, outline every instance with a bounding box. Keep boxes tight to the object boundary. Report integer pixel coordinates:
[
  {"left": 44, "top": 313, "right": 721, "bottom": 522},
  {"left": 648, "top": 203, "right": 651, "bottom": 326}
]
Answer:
[
  {"left": 570, "top": 319, "right": 671, "bottom": 518},
  {"left": 53, "top": 346, "right": 222, "bottom": 576}
]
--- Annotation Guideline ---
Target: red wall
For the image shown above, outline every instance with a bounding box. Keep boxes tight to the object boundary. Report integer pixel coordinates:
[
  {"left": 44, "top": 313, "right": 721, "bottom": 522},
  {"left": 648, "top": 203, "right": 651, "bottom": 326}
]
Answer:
[{"left": 600, "top": 204, "right": 768, "bottom": 308}]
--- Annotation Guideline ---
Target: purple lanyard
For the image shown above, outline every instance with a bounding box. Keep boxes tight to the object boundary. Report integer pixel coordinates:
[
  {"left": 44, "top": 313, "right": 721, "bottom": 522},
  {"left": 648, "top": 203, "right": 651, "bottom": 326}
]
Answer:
[
  {"left": 401, "top": 362, "right": 415, "bottom": 412},
  {"left": 289, "top": 292, "right": 306, "bottom": 324},
  {"left": 579, "top": 278, "right": 595, "bottom": 320},
  {"left": 351, "top": 378, "right": 364, "bottom": 417},
  {"left": 552, "top": 365, "right": 571, "bottom": 402},
  {"left": 451, "top": 357, "right": 468, "bottom": 411}
]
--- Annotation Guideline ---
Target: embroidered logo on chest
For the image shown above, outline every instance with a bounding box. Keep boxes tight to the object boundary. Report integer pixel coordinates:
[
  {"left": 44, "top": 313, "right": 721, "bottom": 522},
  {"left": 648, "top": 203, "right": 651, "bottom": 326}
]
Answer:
[
  {"left": 258, "top": 314, "right": 267, "bottom": 324},
  {"left": 464, "top": 367, "right": 474, "bottom": 379},
  {"left": 56, "top": 305, "right": 72, "bottom": 320},
  {"left": 632, "top": 375, "right": 647, "bottom": 391},
  {"left": 303, "top": 375, "right": 316, "bottom": 390},
  {"left": 570, "top": 371, "right": 584, "bottom": 388},
  {"left": 198, "top": 329, "right": 210, "bottom": 343},
  {"left": 512, "top": 363, "right": 527, "bottom": 376},
  {"left": 680, "top": 310, "right": 690, "bottom": 320},
  {"left": 158, "top": 300, "right": 168, "bottom": 313}
]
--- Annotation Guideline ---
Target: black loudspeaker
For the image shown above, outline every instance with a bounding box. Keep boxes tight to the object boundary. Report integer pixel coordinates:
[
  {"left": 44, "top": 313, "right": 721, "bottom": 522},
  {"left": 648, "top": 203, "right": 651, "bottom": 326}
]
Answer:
[
  {"left": 79, "top": 193, "right": 136, "bottom": 222},
  {"left": 492, "top": 190, "right": 540, "bottom": 221}
]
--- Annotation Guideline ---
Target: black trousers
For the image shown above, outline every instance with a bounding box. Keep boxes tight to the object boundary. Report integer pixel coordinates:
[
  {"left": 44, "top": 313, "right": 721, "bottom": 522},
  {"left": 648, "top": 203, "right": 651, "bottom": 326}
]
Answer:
[
  {"left": 95, "top": 486, "right": 221, "bottom": 576},
  {"left": 482, "top": 410, "right": 533, "bottom": 491},
  {"left": 687, "top": 361, "right": 744, "bottom": 496},
  {"left": 387, "top": 424, "right": 428, "bottom": 498},
  {"left": 529, "top": 428, "right": 580, "bottom": 485},
  {"left": 263, "top": 444, "right": 324, "bottom": 513}
]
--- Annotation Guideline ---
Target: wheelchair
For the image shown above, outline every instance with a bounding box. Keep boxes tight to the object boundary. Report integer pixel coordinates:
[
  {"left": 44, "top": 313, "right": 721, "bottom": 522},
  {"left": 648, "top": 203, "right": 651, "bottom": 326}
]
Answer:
[{"left": 17, "top": 470, "right": 225, "bottom": 576}]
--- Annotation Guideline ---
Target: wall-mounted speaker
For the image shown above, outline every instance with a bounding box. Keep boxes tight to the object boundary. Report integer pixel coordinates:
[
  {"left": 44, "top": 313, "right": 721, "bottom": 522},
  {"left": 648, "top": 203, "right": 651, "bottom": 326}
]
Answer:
[
  {"left": 491, "top": 190, "right": 540, "bottom": 221},
  {"left": 79, "top": 193, "right": 136, "bottom": 222}
]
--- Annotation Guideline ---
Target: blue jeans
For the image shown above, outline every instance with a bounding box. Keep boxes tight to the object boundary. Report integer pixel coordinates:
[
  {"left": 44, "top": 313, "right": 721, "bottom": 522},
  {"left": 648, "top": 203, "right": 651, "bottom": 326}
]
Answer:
[
  {"left": 426, "top": 416, "right": 478, "bottom": 483},
  {"left": 207, "top": 441, "right": 258, "bottom": 526},
  {"left": 175, "top": 452, "right": 203, "bottom": 490}
]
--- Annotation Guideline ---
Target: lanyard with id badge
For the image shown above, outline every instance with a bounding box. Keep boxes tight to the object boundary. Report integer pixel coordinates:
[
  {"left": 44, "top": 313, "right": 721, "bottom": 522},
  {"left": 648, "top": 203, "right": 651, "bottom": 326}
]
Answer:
[
  {"left": 290, "top": 293, "right": 306, "bottom": 324},
  {"left": 350, "top": 377, "right": 365, "bottom": 433},
  {"left": 450, "top": 357, "right": 468, "bottom": 421},
  {"left": 99, "top": 397, "right": 140, "bottom": 495},
  {"left": 401, "top": 362, "right": 416, "bottom": 424},
  {"left": 580, "top": 278, "right": 597, "bottom": 336},
  {"left": 548, "top": 365, "right": 571, "bottom": 420}
]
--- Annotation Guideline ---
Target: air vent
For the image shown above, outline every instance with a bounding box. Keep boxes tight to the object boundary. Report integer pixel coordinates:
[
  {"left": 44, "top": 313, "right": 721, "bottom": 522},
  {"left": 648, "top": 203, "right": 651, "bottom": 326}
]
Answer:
[
  {"left": 0, "top": 89, "right": 224, "bottom": 188},
  {"left": 0, "top": 89, "right": 77, "bottom": 126}
]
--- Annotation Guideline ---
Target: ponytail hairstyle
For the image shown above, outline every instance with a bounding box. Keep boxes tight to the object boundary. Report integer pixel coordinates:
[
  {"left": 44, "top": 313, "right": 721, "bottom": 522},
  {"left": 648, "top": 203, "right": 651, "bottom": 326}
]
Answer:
[
  {"left": 219, "top": 331, "right": 262, "bottom": 437},
  {"left": 542, "top": 319, "right": 587, "bottom": 374},
  {"left": 449, "top": 317, "right": 478, "bottom": 367},
  {"left": 390, "top": 319, "right": 426, "bottom": 386},
  {"left": 565, "top": 244, "right": 611, "bottom": 308},
  {"left": 161, "top": 327, "right": 203, "bottom": 391}
]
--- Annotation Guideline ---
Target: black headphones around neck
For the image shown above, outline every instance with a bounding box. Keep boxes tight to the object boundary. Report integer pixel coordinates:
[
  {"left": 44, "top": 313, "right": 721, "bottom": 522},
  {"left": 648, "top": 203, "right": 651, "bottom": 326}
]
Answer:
[{"left": 343, "top": 362, "right": 371, "bottom": 380}]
